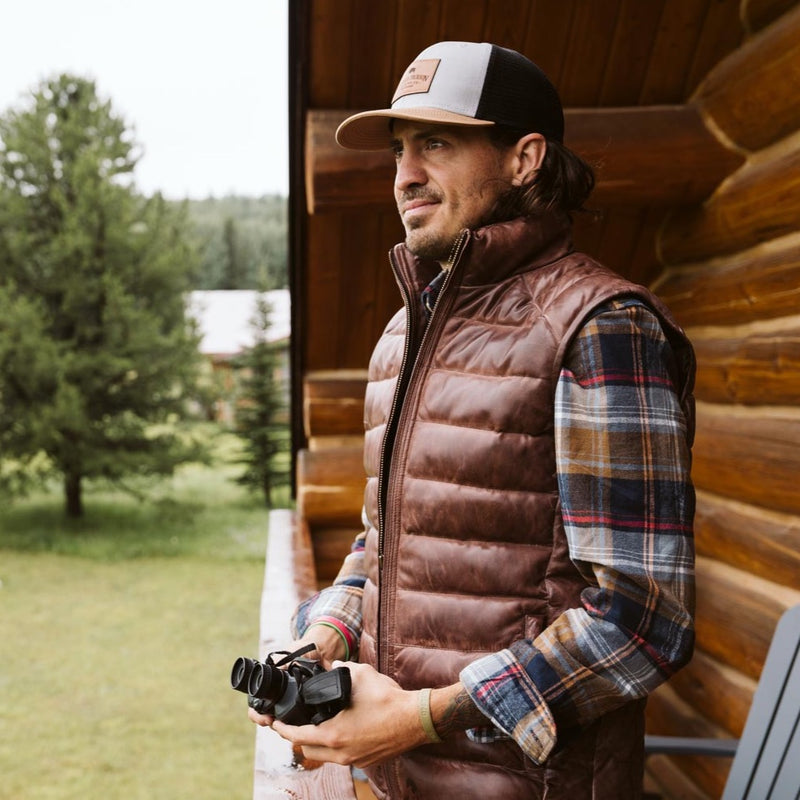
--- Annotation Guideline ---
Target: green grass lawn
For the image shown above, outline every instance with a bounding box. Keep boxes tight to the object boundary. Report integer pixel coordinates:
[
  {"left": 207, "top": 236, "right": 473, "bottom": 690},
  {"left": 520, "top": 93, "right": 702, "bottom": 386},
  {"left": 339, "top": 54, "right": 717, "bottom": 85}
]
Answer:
[{"left": 0, "top": 428, "right": 287, "bottom": 799}]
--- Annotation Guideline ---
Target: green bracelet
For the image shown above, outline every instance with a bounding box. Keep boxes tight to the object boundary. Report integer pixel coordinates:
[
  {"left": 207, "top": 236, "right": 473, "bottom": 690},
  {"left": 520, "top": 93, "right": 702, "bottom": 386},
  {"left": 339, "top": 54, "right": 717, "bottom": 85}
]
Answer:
[
  {"left": 418, "top": 688, "right": 444, "bottom": 744},
  {"left": 306, "top": 621, "right": 351, "bottom": 661}
]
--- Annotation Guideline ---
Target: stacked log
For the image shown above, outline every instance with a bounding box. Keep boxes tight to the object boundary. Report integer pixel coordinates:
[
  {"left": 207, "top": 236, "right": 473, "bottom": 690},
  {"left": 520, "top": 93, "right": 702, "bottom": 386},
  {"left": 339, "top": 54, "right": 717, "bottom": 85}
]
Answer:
[
  {"left": 647, "top": 3, "right": 800, "bottom": 797},
  {"left": 296, "top": 370, "right": 367, "bottom": 583}
]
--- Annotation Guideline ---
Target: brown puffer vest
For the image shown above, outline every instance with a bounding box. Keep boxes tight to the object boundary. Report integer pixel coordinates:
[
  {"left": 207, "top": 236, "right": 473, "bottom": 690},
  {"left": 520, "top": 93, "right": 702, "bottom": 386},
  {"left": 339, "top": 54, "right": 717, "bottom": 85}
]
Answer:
[{"left": 359, "top": 213, "right": 695, "bottom": 800}]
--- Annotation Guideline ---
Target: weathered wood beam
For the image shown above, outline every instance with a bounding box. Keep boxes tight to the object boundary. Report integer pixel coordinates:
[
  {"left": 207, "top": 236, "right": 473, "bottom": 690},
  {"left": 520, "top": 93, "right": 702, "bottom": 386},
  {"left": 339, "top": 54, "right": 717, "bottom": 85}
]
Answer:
[
  {"left": 303, "top": 369, "right": 367, "bottom": 439},
  {"left": 689, "top": 315, "right": 800, "bottom": 405},
  {"left": 696, "top": 2, "right": 800, "bottom": 150},
  {"left": 305, "top": 106, "right": 743, "bottom": 213},
  {"left": 310, "top": 526, "right": 359, "bottom": 582},
  {"left": 667, "top": 647, "right": 755, "bottom": 739},
  {"left": 695, "top": 489, "right": 800, "bottom": 591},
  {"left": 693, "top": 556, "right": 800, "bottom": 680},
  {"left": 692, "top": 401, "right": 800, "bottom": 516},
  {"left": 296, "top": 446, "right": 364, "bottom": 528},
  {"left": 644, "top": 750, "right": 716, "bottom": 800},
  {"left": 659, "top": 132, "right": 800, "bottom": 264},
  {"left": 742, "top": 0, "right": 799, "bottom": 34},
  {"left": 652, "top": 231, "right": 800, "bottom": 327}
]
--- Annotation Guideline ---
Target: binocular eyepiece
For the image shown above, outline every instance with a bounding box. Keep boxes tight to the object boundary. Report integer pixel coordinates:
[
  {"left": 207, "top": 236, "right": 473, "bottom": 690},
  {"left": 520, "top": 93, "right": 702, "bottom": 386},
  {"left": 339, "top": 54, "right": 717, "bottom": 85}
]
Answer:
[{"left": 231, "top": 644, "right": 351, "bottom": 726}]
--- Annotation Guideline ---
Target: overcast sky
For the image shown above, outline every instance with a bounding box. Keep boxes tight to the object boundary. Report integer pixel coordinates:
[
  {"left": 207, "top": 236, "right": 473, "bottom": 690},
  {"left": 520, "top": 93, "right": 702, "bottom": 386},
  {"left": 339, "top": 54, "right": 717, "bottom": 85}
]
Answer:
[{"left": 0, "top": 0, "right": 288, "bottom": 199}]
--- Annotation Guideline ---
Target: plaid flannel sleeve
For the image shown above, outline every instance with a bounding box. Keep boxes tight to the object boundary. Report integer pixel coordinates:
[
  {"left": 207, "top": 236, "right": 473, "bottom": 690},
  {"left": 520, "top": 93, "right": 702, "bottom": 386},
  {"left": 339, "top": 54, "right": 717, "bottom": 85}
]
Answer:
[
  {"left": 291, "top": 514, "right": 367, "bottom": 652},
  {"left": 461, "top": 299, "right": 696, "bottom": 765}
]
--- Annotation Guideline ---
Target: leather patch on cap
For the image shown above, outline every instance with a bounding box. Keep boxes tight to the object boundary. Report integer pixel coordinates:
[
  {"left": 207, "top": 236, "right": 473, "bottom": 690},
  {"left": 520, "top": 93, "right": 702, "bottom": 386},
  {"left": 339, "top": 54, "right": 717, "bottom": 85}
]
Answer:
[{"left": 392, "top": 59, "right": 440, "bottom": 103}]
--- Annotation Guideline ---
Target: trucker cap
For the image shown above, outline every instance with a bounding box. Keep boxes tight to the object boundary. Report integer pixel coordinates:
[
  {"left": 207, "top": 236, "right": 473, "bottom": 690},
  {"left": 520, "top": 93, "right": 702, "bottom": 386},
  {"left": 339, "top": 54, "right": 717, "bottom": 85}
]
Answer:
[{"left": 335, "top": 41, "right": 564, "bottom": 150}]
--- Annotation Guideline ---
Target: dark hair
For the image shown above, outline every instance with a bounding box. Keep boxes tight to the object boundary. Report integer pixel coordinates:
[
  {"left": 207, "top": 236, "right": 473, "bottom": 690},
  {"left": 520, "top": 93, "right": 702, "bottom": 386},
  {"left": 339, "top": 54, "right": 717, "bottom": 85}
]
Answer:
[{"left": 486, "top": 126, "right": 595, "bottom": 221}]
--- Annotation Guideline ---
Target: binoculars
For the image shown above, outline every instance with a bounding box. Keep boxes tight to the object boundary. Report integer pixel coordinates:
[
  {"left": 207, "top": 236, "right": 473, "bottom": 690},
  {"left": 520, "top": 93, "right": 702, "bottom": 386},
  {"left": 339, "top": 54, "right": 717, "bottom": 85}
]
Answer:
[{"left": 231, "top": 644, "right": 351, "bottom": 726}]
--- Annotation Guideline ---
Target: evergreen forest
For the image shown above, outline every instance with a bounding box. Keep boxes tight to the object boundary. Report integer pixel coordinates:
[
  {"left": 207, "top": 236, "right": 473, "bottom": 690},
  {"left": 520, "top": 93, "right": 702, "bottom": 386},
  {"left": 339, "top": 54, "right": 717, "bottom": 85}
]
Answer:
[{"left": 182, "top": 194, "right": 288, "bottom": 290}]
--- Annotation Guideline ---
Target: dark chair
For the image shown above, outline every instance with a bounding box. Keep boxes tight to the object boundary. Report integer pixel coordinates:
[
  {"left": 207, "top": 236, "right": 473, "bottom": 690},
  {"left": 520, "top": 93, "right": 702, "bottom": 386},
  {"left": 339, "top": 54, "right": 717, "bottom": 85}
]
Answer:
[{"left": 645, "top": 603, "right": 800, "bottom": 799}]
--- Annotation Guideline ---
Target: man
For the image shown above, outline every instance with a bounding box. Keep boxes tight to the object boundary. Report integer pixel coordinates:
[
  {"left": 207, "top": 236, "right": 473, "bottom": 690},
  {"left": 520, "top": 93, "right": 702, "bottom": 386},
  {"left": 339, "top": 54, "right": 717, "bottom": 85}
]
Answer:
[{"left": 251, "top": 41, "right": 696, "bottom": 799}]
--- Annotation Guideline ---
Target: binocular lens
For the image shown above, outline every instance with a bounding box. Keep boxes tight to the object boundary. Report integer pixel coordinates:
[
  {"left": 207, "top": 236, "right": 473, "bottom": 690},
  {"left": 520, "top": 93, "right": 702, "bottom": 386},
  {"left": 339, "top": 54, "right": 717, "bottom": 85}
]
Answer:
[
  {"left": 248, "top": 662, "right": 288, "bottom": 700},
  {"left": 231, "top": 657, "right": 258, "bottom": 692}
]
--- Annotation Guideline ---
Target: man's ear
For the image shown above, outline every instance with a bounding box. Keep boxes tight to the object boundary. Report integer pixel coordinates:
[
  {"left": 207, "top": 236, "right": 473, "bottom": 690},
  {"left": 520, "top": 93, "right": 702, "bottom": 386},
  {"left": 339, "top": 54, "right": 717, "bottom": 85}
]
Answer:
[{"left": 511, "top": 133, "right": 547, "bottom": 186}]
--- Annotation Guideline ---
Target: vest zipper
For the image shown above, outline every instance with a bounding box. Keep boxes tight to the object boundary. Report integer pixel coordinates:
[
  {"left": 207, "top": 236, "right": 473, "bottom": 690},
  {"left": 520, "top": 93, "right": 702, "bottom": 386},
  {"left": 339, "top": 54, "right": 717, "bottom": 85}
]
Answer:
[
  {"left": 375, "top": 231, "right": 469, "bottom": 668},
  {"left": 375, "top": 232, "right": 469, "bottom": 797},
  {"left": 377, "top": 231, "right": 468, "bottom": 572}
]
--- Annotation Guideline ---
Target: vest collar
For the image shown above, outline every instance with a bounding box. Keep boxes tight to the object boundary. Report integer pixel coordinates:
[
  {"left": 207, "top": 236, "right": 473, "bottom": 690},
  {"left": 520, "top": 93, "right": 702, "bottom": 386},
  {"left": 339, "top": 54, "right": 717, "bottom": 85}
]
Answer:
[{"left": 391, "top": 211, "right": 574, "bottom": 293}]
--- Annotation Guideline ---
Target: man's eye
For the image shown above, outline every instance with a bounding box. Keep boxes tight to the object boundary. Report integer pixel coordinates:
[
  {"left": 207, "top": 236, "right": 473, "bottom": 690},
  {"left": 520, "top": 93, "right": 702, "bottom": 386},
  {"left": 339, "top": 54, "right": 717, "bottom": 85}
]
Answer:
[
  {"left": 425, "top": 139, "right": 445, "bottom": 150},
  {"left": 391, "top": 146, "right": 403, "bottom": 159}
]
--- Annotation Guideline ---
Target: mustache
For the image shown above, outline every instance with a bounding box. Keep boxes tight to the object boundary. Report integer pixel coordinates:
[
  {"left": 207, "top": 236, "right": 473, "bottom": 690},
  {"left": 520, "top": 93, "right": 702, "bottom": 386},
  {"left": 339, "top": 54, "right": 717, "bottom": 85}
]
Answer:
[{"left": 398, "top": 189, "right": 442, "bottom": 205}]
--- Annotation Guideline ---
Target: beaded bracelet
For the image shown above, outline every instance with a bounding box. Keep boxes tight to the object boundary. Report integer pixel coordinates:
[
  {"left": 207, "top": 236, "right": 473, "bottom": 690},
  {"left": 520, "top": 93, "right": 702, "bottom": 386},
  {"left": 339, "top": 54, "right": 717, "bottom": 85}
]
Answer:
[{"left": 418, "top": 688, "right": 444, "bottom": 744}]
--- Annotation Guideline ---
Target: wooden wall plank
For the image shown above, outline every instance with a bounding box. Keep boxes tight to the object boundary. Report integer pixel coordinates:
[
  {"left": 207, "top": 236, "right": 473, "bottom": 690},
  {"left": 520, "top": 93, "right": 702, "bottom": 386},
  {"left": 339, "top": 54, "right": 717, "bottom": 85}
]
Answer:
[
  {"left": 481, "top": 0, "right": 536, "bottom": 56},
  {"left": 684, "top": 0, "right": 745, "bottom": 95},
  {"left": 590, "top": 207, "right": 653, "bottom": 285},
  {"left": 693, "top": 2, "right": 800, "bottom": 151},
  {"left": 660, "top": 133, "right": 800, "bottom": 264},
  {"left": 392, "top": 0, "right": 443, "bottom": 79},
  {"left": 638, "top": 0, "right": 710, "bottom": 104},
  {"left": 304, "top": 370, "right": 368, "bottom": 399},
  {"left": 297, "top": 483, "right": 364, "bottom": 529},
  {"left": 297, "top": 444, "right": 364, "bottom": 486},
  {"left": 304, "top": 398, "right": 364, "bottom": 438},
  {"left": 694, "top": 489, "right": 800, "bottom": 590},
  {"left": 652, "top": 231, "right": 800, "bottom": 327},
  {"left": 645, "top": 754, "right": 712, "bottom": 800},
  {"left": 551, "top": 0, "right": 623, "bottom": 106},
  {"left": 439, "top": 0, "right": 487, "bottom": 43},
  {"left": 521, "top": 0, "right": 575, "bottom": 86},
  {"left": 628, "top": 207, "right": 669, "bottom": 287},
  {"left": 692, "top": 401, "right": 800, "bottom": 515},
  {"left": 599, "top": 0, "right": 666, "bottom": 105},
  {"left": 311, "top": 527, "right": 359, "bottom": 582},
  {"left": 690, "top": 316, "right": 800, "bottom": 405},
  {"left": 346, "top": 0, "right": 399, "bottom": 108},
  {"left": 742, "top": 0, "right": 800, "bottom": 33},
  {"left": 694, "top": 556, "right": 800, "bottom": 680},
  {"left": 303, "top": 370, "right": 367, "bottom": 439},
  {"left": 304, "top": 209, "right": 399, "bottom": 371},
  {"left": 296, "top": 447, "right": 365, "bottom": 528},
  {"left": 667, "top": 647, "right": 755, "bottom": 738},
  {"left": 308, "top": 0, "right": 354, "bottom": 106},
  {"left": 305, "top": 215, "right": 347, "bottom": 369}
]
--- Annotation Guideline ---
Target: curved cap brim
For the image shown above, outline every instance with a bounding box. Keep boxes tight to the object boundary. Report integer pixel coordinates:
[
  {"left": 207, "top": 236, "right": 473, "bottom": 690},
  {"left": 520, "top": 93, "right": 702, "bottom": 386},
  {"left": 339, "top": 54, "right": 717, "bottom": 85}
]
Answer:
[{"left": 335, "top": 107, "right": 495, "bottom": 150}]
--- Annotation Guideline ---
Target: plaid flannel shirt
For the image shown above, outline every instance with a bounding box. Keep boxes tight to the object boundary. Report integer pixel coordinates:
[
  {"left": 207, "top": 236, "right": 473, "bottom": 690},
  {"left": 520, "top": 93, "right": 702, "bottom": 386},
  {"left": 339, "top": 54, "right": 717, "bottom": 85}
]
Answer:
[{"left": 293, "top": 299, "right": 695, "bottom": 765}]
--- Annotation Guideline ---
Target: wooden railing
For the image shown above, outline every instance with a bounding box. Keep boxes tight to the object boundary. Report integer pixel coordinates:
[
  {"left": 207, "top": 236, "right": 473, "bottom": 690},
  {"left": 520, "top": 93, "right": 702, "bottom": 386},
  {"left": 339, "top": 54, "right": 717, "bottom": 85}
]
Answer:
[
  {"left": 250, "top": 509, "right": 376, "bottom": 799},
  {"left": 250, "top": 509, "right": 353, "bottom": 798}
]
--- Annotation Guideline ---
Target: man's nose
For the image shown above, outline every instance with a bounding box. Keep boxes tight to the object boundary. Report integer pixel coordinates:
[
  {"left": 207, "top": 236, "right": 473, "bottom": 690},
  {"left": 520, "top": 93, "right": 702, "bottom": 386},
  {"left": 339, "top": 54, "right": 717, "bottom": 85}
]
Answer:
[{"left": 394, "top": 150, "right": 427, "bottom": 193}]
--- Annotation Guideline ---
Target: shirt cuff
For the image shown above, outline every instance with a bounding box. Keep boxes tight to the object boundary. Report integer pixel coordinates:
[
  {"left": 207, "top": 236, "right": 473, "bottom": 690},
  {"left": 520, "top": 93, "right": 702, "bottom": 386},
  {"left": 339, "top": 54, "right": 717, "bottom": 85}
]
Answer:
[
  {"left": 291, "top": 585, "right": 363, "bottom": 652},
  {"left": 460, "top": 648, "right": 558, "bottom": 765}
]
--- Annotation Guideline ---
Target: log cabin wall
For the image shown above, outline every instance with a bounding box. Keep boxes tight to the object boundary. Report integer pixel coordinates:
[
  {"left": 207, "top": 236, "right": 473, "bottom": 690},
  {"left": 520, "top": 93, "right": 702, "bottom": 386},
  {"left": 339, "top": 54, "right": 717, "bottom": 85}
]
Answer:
[
  {"left": 289, "top": 2, "right": 800, "bottom": 797},
  {"left": 645, "top": 4, "right": 800, "bottom": 797}
]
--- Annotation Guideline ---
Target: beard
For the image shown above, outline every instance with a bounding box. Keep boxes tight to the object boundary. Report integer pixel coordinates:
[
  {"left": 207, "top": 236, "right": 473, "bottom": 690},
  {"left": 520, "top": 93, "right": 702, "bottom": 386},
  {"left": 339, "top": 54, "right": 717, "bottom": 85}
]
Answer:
[
  {"left": 398, "top": 179, "right": 513, "bottom": 262},
  {"left": 403, "top": 225, "right": 457, "bottom": 262}
]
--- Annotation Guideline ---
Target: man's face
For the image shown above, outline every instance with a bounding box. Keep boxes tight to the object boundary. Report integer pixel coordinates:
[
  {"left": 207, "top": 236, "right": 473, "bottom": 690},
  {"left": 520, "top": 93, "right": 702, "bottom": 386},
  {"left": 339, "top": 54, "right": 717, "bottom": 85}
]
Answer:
[{"left": 391, "top": 121, "right": 515, "bottom": 262}]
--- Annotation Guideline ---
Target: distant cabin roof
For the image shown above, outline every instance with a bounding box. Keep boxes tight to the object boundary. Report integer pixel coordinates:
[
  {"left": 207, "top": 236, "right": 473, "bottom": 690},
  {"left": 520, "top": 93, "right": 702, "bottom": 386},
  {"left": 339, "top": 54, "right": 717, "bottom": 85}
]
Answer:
[{"left": 188, "top": 289, "right": 290, "bottom": 358}]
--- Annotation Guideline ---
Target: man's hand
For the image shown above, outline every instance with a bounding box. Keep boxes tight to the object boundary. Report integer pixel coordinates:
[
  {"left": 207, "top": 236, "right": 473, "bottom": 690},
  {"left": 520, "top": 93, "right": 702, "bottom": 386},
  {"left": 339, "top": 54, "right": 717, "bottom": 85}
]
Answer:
[
  {"left": 246, "top": 624, "right": 347, "bottom": 727},
  {"left": 268, "top": 661, "right": 429, "bottom": 768}
]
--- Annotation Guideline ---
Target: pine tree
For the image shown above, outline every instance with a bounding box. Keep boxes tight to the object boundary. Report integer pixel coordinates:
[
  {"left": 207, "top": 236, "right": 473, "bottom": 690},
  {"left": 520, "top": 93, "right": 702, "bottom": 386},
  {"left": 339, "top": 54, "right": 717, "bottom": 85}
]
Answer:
[
  {"left": 232, "top": 293, "right": 290, "bottom": 507},
  {"left": 0, "top": 74, "right": 205, "bottom": 516}
]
